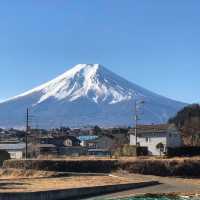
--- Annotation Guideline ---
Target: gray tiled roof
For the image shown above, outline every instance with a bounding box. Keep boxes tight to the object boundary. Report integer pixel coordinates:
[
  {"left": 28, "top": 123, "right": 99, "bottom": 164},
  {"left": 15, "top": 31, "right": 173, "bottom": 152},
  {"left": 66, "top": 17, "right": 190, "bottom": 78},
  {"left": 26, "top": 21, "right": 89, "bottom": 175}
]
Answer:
[{"left": 0, "top": 143, "right": 26, "bottom": 150}]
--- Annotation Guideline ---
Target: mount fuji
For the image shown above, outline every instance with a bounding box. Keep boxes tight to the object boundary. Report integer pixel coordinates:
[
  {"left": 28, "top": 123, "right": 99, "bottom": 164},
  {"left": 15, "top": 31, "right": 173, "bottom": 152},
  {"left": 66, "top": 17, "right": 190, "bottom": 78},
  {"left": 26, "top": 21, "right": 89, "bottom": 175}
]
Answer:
[{"left": 0, "top": 64, "right": 186, "bottom": 128}]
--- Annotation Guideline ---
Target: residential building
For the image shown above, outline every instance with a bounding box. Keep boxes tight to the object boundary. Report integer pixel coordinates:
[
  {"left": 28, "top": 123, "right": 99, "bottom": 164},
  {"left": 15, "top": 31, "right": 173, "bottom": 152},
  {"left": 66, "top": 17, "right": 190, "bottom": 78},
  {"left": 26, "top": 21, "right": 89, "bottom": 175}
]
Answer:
[
  {"left": 88, "top": 149, "right": 111, "bottom": 156},
  {"left": 58, "top": 146, "right": 88, "bottom": 156},
  {"left": 88, "top": 135, "right": 115, "bottom": 150},
  {"left": 38, "top": 144, "right": 57, "bottom": 155},
  {"left": 78, "top": 135, "right": 99, "bottom": 147},
  {"left": 38, "top": 135, "right": 81, "bottom": 156},
  {"left": 130, "top": 124, "right": 182, "bottom": 156},
  {"left": 40, "top": 135, "right": 80, "bottom": 147}
]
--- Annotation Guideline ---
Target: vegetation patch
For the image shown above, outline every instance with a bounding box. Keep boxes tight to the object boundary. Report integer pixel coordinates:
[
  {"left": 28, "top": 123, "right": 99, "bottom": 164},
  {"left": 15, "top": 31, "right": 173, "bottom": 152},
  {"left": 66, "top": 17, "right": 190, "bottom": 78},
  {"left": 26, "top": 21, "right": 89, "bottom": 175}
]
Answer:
[
  {"left": 118, "top": 158, "right": 200, "bottom": 177},
  {"left": 3, "top": 159, "right": 118, "bottom": 173},
  {"left": 0, "top": 169, "right": 60, "bottom": 179}
]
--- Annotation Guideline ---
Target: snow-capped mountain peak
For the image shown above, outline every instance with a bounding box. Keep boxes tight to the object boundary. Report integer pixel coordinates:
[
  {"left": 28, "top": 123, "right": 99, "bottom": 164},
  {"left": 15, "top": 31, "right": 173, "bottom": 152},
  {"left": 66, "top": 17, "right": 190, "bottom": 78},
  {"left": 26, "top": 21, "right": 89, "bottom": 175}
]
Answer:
[
  {"left": 6, "top": 64, "right": 135, "bottom": 105},
  {"left": 0, "top": 64, "right": 186, "bottom": 128}
]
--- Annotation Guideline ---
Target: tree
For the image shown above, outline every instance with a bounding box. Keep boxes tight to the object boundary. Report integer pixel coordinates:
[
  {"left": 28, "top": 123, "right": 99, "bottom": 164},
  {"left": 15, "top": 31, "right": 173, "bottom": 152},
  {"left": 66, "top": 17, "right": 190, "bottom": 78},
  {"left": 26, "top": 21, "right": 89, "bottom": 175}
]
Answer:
[
  {"left": 93, "top": 125, "right": 102, "bottom": 135},
  {"left": 156, "top": 142, "right": 164, "bottom": 156},
  {"left": 169, "top": 104, "right": 200, "bottom": 146}
]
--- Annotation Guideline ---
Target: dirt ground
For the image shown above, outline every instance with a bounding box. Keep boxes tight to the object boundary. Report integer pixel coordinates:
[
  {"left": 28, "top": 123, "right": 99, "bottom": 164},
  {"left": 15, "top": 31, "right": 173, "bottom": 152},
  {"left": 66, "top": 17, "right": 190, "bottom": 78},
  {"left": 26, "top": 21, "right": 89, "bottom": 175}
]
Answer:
[
  {"left": 0, "top": 174, "right": 143, "bottom": 193},
  {"left": 0, "top": 169, "right": 199, "bottom": 198},
  {"left": 0, "top": 169, "right": 60, "bottom": 179}
]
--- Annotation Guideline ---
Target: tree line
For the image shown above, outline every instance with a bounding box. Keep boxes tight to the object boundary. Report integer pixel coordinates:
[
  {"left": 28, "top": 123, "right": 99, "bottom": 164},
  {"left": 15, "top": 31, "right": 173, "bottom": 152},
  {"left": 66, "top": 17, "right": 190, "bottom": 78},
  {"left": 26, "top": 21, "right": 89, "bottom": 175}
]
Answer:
[{"left": 169, "top": 104, "right": 200, "bottom": 146}]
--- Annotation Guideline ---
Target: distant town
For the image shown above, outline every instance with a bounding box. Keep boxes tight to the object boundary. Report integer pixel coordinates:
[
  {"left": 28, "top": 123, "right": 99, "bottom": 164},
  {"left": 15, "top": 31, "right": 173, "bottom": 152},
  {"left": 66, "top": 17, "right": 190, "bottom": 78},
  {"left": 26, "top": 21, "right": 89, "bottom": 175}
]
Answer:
[{"left": 0, "top": 104, "right": 199, "bottom": 161}]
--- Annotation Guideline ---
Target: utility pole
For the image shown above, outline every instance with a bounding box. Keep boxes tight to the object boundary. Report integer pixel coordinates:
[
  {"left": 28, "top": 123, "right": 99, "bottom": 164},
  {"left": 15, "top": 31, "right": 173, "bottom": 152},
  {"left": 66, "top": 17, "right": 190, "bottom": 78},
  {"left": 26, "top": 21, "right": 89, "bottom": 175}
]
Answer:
[
  {"left": 25, "top": 108, "right": 29, "bottom": 159},
  {"left": 134, "top": 100, "right": 144, "bottom": 146},
  {"left": 134, "top": 101, "right": 138, "bottom": 146}
]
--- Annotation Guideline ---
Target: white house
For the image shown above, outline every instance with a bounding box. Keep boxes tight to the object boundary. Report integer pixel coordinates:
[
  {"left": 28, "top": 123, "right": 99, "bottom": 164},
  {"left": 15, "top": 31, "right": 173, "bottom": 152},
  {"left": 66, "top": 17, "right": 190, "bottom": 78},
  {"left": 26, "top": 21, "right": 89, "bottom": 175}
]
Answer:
[{"left": 130, "top": 124, "right": 182, "bottom": 156}]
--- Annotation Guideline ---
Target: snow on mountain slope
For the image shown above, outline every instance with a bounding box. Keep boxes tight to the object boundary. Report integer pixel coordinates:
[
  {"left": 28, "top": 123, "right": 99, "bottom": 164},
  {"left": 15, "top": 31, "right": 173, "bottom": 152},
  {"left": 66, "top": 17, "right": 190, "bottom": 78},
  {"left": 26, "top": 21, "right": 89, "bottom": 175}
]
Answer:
[
  {"left": 0, "top": 64, "right": 186, "bottom": 128},
  {"left": 5, "top": 64, "right": 136, "bottom": 105}
]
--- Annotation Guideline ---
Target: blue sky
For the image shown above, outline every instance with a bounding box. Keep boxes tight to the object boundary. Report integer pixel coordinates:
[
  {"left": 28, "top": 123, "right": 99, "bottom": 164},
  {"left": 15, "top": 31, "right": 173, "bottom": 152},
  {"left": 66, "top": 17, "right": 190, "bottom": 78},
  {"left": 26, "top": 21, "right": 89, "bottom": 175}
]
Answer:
[{"left": 0, "top": 0, "right": 199, "bottom": 103}]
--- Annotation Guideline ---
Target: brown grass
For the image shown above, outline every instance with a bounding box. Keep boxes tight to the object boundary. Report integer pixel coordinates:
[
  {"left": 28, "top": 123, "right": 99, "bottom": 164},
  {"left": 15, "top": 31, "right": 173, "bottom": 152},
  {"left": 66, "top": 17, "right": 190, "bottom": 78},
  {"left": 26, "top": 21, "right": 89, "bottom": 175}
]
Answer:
[
  {"left": 0, "top": 169, "right": 59, "bottom": 179},
  {"left": 0, "top": 175, "right": 141, "bottom": 193},
  {"left": 37, "top": 155, "right": 116, "bottom": 160},
  {"left": 37, "top": 155, "right": 200, "bottom": 161}
]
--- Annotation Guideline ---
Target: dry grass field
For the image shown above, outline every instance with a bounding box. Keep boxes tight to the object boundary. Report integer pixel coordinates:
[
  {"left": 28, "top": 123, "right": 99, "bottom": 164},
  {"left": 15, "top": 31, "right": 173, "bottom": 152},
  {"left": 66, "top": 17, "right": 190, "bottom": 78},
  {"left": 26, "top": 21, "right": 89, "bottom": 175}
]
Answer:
[
  {"left": 0, "top": 175, "right": 141, "bottom": 193},
  {"left": 0, "top": 169, "right": 60, "bottom": 179},
  {"left": 37, "top": 155, "right": 200, "bottom": 161},
  {"left": 37, "top": 155, "right": 117, "bottom": 160}
]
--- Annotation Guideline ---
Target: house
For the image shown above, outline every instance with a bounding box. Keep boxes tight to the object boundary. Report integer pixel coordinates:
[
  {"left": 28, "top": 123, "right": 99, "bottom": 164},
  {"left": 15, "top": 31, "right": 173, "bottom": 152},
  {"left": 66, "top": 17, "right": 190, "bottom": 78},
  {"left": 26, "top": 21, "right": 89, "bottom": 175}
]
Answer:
[
  {"left": 78, "top": 135, "right": 115, "bottom": 149},
  {"left": 87, "top": 135, "right": 115, "bottom": 150},
  {"left": 78, "top": 135, "right": 99, "bottom": 147},
  {"left": 88, "top": 149, "right": 111, "bottom": 156},
  {"left": 58, "top": 146, "right": 88, "bottom": 156},
  {"left": 38, "top": 144, "right": 57, "bottom": 155},
  {"left": 38, "top": 135, "right": 81, "bottom": 156},
  {"left": 0, "top": 142, "right": 26, "bottom": 159},
  {"left": 130, "top": 124, "right": 182, "bottom": 156},
  {"left": 40, "top": 135, "right": 80, "bottom": 147},
  {"left": 79, "top": 135, "right": 115, "bottom": 156}
]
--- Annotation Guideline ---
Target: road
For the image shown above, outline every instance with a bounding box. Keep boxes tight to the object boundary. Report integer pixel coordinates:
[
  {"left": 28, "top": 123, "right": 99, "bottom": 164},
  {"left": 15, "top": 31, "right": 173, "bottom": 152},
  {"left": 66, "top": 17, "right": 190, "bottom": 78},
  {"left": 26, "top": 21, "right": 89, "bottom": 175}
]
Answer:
[{"left": 85, "top": 173, "right": 200, "bottom": 199}]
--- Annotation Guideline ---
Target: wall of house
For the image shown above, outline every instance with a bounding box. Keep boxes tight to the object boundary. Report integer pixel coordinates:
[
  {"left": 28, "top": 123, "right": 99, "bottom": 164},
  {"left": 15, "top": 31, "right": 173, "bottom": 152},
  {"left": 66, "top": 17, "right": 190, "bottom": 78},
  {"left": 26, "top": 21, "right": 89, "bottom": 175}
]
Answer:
[
  {"left": 80, "top": 136, "right": 114, "bottom": 150},
  {"left": 166, "top": 128, "right": 182, "bottom": 148},
  {"left": 58, "top": 146, "right": 88, "bottom": 156},
  {"left": 167, "top": 133, "right": 182, "bottom": 147},
  {"left": 95, "top": 136, "right": 114, "bottom": 150},
  {"left": 8, "top": 150, "right": 23, "bottom": 159}
]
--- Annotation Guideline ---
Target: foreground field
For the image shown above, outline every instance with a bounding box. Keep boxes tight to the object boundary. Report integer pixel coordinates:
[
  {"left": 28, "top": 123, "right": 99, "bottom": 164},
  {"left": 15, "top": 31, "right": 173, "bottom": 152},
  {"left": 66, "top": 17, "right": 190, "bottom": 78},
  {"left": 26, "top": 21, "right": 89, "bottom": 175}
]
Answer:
[
  {"left": 0, "top": 169, "right": 60, "bottom": 179},
  {"left": 0, "top": 175, "right": 142, "bottom": 193}
]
